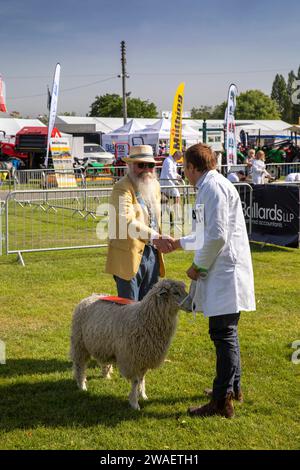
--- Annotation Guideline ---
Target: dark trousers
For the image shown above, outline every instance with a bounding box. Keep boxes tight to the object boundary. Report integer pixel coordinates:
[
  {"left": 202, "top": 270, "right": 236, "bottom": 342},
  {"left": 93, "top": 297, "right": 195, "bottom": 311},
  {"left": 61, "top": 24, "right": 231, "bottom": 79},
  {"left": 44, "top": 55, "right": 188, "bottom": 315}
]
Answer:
[
  {"left": 209, "top": 313, "right": 241, "bottom": 400},
  {"left": 114, "top": 245, "right": 159, "bottom": 301}
]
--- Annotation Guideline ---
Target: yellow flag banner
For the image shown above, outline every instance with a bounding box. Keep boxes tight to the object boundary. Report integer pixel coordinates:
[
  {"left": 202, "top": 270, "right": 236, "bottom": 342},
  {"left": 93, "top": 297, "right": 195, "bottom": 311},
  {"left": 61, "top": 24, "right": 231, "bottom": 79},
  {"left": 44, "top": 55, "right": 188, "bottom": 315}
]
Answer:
[{"left": 169, "top": 82, "right": 185, "bottom": 156}]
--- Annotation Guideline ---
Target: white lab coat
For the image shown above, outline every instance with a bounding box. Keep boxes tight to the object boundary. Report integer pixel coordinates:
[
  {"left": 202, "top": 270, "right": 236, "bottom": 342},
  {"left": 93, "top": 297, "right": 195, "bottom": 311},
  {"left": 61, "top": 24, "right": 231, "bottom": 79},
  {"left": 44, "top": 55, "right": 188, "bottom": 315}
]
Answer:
[
  {"left": 180, "top": 170, "right": 256, "bottom": 317},
  {"left": 159, "top": 156, "right": 180, "bottom": 197}
]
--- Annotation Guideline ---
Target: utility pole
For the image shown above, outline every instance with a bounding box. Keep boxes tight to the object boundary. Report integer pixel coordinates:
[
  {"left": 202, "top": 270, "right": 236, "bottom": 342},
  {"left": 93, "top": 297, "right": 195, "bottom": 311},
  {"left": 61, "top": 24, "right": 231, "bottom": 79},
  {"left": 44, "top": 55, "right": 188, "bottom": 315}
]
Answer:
[{"left": 119, "top": 40, "right": 129, "bottom": 125}]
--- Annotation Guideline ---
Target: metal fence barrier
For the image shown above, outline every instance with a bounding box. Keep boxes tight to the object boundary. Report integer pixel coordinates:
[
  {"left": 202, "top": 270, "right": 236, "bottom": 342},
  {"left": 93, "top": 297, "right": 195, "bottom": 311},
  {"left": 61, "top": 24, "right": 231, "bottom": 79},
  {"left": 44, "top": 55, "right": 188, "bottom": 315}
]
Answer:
[
  {"left": 4, "top": 188, "right": 112, "bottom": 265},
  {"left": 7, "top": 162, "right": 300, "bottom": 193},
  {"left": 3, "top": 181, "right": 253, "bottom": 264},
  {"left": 220, "top": 162, "right": 300, "bottom": 179},
  {"left": 11, "top": 164, "right": 179, "bottom": 191},
  {"left": 4, "top": 185, "right": 195, "bottom": 265},
  {"left": 265, "top": 162, "right": 300, "bottom": 179}
]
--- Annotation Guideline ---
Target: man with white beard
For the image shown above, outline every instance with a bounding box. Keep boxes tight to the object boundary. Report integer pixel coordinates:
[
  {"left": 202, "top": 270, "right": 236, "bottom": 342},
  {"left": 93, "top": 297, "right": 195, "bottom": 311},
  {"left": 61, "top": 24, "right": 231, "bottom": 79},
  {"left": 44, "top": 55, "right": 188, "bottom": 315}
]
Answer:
[{"left": 105, "top": 145, "right": 173, "bottom": 301}]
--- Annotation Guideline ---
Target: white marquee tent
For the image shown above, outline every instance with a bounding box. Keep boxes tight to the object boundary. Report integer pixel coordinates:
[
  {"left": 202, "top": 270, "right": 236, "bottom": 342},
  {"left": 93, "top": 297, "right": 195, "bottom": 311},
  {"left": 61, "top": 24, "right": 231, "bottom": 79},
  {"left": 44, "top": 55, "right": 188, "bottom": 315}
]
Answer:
[
  {"left": 129, "top": 118, "right": 201, "bottom": 152},
  {"left": 101, "top": 119, "right": 146, "bottom": 159},
  {"left": 101, "top": 119, "right": 144, "bottom": 152}
]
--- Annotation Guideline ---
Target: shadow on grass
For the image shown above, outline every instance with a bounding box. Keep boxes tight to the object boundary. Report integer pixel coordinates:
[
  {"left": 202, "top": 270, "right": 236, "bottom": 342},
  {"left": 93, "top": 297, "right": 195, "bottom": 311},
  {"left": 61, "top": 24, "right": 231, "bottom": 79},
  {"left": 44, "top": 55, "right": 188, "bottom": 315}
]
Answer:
[
  {"left": 250, "top": 242, "right": 298, "bottom": 253},
  {"left": 0, "top": 359, "right": 72, "bottom": 378},
  {"left": 0, "top": 379, "right": 200, "bottom": 431}
]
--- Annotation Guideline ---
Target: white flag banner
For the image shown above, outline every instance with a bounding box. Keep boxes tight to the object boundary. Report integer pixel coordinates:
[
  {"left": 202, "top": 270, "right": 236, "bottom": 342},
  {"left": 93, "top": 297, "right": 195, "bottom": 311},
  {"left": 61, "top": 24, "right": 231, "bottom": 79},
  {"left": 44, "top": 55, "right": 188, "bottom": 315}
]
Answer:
[
  {"left": 224, "top": 83, "right": 238, "bottom": 168},
  {"left": 44, "top": 63, "right": 61, "bottom": 167},
  {"left": 0, "top": 75, "right": 7, "bottom": 113}
]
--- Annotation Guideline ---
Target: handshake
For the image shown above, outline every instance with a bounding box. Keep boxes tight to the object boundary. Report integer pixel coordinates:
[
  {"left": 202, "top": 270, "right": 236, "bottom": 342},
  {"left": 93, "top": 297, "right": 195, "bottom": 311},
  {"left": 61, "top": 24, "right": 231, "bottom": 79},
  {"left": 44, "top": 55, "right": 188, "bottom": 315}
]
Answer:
[{"left": 152, "top": 235, "right": 181, "bottom": 254}]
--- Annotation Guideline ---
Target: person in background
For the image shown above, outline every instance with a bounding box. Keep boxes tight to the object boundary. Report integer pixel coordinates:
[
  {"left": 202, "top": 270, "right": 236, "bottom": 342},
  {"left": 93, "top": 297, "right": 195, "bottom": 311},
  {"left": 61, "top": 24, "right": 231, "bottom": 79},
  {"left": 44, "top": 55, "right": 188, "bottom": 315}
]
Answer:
[
  {"left": 237, "top": 144, "right": 247, "bottom": 164},
  {"left": 245, "top": 148, "right": 255, "bottom": 177},
  {"left": 227, "top": 170, "right": 247, "bottom": 183},
  {"left": 160, "top": 150, "right": 183, "bottom": 203},
  {"left": 285, "top": 173, "right": 300, "bottom": 182},
  {"left": 216, "top": 152, "right": 223, "bottom": 173},
  {"left": 252, "top": 150, "right": 274, "bottom": 184},
  {"left": 159, "top": 150, "right": 183, "bottom": 233}
]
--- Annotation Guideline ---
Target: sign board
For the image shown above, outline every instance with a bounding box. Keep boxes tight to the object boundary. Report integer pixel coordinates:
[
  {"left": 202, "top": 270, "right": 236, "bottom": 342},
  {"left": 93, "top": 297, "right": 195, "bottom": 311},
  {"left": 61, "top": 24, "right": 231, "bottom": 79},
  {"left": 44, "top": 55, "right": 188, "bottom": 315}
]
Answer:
[
  {"left": 50, "top": 137, "right": 77, "bottom": 188},
  {"left": 242, "top": 185, "right": 300, "bottom": 248}
]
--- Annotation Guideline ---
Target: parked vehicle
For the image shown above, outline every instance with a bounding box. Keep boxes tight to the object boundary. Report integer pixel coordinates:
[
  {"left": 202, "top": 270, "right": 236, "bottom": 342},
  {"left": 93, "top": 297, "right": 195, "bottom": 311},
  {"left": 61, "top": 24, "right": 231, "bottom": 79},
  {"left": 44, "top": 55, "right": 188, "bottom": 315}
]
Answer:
[
  {"left": 83, "top": 143, "right": 114, "bottom": 165},
  {"left": 73, "top": 157, "right": 113, "bottom": 185}
]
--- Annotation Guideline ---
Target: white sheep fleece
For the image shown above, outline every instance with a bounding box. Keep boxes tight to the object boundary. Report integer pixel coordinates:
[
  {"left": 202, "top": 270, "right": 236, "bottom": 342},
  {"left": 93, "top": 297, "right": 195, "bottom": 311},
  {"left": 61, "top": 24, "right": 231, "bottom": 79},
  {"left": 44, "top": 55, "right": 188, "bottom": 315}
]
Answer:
[{"left": 70, "top": 279, "right": 188, "bottom": 410}]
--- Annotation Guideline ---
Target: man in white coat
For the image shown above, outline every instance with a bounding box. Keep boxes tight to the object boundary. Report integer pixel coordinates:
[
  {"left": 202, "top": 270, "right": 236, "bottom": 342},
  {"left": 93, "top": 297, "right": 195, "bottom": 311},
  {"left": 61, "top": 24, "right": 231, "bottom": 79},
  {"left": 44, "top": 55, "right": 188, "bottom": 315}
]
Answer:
[
  {"left": 159, "top": 150, "right": 183, "bottom": 203},
  {"left": 173, "top": 144, "right": 256, "bottom": 418},
  {"left": 160, "top": 151, "right": 183, "bottom": 233}
]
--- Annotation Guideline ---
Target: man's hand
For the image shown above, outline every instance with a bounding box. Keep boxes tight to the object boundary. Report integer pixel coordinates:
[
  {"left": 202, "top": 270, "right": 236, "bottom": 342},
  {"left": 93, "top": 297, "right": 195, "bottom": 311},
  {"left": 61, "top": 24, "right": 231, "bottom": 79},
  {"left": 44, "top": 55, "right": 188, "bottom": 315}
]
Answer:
[
  {"left": 186, "top": 264, "right": 201, "bottom": 281},
  {"left": 153, "top": 235, "right": 176, "bottom": 253}
]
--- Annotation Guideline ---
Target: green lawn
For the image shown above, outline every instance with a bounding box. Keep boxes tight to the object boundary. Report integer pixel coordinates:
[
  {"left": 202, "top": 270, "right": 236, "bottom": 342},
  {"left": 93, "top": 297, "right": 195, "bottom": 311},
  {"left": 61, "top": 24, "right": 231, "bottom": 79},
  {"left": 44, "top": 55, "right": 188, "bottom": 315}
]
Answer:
[{"left": 0, "top": 244, "right": 300, "bottom": 450}]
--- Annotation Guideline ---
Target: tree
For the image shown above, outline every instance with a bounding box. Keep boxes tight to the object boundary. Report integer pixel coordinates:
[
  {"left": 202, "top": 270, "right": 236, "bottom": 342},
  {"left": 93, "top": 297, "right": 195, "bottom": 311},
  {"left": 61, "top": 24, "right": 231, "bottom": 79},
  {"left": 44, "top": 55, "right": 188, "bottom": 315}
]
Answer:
[
  {"left": 210, "top": 101, "right": 227, "bottom": 119},
  {"left": 127, "top": 98, "right": 158, "bottom": 118},
  {"left": 235, "top": 90, "right": 280, "bottom": 120},
  {"left": 38, "top": 114, "right": 49, "bottom": 125},
  {"left": 191, "top": 106, "right": 214, "bottom": 119},
  {"left": 61, "top": 111, "right": 77, "bottom": 116},
  {"left": 9, "top": 111, "right": 22, "bottom": 119},
  {"left": 190, "top": 103, "right": 227, "bottom": 120},
  {"left": 89, "top": 94, "right": 158, "bottom": 118},
  {"left": 271, "top": 74, "right": 290, "bottom": 121}
]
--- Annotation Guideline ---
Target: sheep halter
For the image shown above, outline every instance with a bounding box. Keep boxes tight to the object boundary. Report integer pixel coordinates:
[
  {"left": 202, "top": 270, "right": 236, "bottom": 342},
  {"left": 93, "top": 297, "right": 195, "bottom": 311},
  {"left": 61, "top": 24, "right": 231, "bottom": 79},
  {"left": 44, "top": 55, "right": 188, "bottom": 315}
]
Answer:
[{"left": 98, "top": 295, "right": 136, "bottom": 305}]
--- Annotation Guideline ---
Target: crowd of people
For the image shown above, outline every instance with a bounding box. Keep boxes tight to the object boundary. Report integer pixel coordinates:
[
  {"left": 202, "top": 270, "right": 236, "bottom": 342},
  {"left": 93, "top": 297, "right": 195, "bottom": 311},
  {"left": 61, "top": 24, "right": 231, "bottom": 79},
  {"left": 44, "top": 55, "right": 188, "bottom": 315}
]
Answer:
[{"left": 226, "top": 148, "right": 275, "bottom": 185}]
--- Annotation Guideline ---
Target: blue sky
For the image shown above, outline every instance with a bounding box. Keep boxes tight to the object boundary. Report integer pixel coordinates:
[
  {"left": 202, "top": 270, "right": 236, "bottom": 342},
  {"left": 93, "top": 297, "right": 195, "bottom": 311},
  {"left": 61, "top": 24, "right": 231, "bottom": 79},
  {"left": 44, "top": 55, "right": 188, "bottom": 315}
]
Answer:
[{"left": 1, "top": 0, "right": 300, "bottom": 117}]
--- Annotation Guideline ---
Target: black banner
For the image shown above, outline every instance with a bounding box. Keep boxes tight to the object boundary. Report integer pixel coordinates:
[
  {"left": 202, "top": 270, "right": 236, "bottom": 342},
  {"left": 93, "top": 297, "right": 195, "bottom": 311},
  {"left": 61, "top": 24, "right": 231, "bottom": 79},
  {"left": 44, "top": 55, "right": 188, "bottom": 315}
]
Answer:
[{"left": 243, "top": 185, "right": 300, "bottom": 248}]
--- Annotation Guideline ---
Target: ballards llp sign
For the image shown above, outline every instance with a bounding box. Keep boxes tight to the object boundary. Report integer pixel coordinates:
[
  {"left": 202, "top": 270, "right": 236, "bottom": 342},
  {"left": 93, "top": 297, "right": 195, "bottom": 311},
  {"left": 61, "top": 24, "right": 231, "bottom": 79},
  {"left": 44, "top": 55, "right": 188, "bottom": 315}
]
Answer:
[
  {"left": 242, "top": 185, "right": 300, "bottom": 248},
  {"left": 242, "top": 202, "right": 295, "bottom": 228}
]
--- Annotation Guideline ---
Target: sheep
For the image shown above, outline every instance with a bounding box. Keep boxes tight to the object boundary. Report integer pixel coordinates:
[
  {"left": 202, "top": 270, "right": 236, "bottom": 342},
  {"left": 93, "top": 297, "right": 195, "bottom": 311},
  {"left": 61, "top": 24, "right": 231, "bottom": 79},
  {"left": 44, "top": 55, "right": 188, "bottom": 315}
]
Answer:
[{"left": 70, "top": 279, "right": 189, "bottom": 410}]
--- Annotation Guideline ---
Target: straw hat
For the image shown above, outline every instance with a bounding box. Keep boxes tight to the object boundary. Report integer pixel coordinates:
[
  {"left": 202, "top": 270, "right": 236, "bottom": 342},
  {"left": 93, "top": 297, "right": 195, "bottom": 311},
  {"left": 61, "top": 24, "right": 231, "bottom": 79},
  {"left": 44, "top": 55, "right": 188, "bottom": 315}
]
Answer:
[{"left": 122, "top": 145, "right": 156, "bottom": 164}]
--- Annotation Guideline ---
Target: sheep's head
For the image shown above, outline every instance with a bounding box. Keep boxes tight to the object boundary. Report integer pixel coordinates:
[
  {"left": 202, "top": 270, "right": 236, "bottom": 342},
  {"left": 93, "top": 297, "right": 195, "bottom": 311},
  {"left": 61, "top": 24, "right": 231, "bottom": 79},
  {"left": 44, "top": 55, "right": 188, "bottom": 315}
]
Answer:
[{"left": 154, "top": 279, "right": 189, "bottom": 312}]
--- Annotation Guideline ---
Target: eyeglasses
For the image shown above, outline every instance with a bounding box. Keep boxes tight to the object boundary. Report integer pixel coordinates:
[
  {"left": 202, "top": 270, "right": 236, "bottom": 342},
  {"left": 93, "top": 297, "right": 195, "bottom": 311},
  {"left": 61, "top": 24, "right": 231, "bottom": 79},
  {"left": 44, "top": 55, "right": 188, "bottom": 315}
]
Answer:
[{"left": 137, "top": 162, "right": 155, "bottom": 169}]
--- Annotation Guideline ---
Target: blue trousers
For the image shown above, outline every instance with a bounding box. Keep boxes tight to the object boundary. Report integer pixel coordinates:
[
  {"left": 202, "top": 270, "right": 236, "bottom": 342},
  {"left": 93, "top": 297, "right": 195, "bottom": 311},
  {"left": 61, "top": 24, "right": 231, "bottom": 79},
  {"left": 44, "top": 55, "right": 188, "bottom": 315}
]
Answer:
[
  {"left": 209, "top": 313, "right": 241, "bottom": 400},
  {"left": 114, "top": 245, "right": 159, "bottom": 301}
]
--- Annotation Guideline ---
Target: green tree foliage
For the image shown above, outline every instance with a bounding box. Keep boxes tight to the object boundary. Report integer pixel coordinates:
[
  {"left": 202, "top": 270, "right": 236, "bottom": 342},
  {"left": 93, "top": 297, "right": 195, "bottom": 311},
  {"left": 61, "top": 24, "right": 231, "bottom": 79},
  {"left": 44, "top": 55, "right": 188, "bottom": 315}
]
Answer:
[
  {"left": 38, "top": 114, "right": 49, "bottom": 125},
  {"left": 289, "top": 68, "right": 300, "bottom": 123},
  {"left": 191, "top": 106, "right": 214, "bottom": 119},
  {"left": 271, "top": 74, "right": 291, "bottom": 121},
  {"left": 191, "top": 103, "right": 227, "bottom": 120},
  {"left": 127, "top": 98, "right": 158, "bottom": 118},
  {"left": 210, "top": 101, "right": 227, "bottom": 119},
  {"left": 61, "top": 111, "right": 77, "bottom": 116},
  {"left": 9, "top": 111, "right": 22, "bottom": 119},
  {"left": 271, "top": 66, "right": 300, "bottom": 124},
  {"left": 89, "top": 94, "right": 158, "bottom": 118},
  {"left": 89, "top": 94, "right": 122, "bottom": 117},
  {"left": 235, "top": 90, "right": 280, "bottom": 120}
]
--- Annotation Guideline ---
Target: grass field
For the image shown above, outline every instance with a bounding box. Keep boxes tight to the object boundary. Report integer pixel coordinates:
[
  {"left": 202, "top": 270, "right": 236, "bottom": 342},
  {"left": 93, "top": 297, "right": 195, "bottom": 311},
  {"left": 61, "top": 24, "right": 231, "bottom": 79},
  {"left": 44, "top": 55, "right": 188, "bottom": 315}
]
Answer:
[{"left": 0, "top": 243, "right": 299, "bottom": 450}]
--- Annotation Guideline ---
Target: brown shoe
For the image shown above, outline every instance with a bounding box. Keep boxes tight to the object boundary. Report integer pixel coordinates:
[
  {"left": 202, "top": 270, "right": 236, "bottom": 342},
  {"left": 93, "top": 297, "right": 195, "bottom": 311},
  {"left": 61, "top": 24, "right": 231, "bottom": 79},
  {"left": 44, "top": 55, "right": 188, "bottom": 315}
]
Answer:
[
  {"left": 204, "top": 388, "right": 244, "bottom": 403},
  {"left": 188, "top": 393, "right": 234, "bottom": 419}
]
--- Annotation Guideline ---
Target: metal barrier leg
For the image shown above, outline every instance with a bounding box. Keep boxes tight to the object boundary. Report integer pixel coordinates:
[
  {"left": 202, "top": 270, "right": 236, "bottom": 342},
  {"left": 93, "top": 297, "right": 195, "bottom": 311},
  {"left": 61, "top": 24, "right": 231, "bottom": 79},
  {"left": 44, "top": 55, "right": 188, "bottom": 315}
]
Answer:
[{"left": 17, "top": 251, "right": 25, "bottom": 266}]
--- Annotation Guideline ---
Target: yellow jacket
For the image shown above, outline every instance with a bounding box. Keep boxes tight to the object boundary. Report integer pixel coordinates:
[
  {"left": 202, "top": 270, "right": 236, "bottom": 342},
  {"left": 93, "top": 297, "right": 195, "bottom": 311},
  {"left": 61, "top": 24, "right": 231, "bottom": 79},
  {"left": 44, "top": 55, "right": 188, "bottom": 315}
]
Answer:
[{"left": 105, "top": 175, "right": 165, "bottom": 280}]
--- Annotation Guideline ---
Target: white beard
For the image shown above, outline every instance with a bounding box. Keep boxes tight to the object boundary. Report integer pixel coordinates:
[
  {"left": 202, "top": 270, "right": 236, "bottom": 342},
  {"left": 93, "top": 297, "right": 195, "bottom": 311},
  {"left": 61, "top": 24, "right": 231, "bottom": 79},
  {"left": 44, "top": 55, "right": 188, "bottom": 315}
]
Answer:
[{"left": 128, "top": 168, "right": 159, "bottom": 213}]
